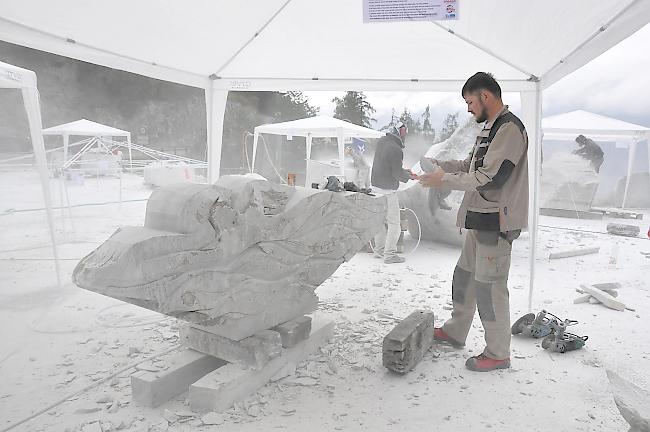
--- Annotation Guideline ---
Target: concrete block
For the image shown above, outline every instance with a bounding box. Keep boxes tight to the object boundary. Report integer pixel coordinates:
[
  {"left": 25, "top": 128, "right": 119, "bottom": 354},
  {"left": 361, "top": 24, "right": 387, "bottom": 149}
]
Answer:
[
  {"left": 181, "top": 326, "right": 282, "bottom": 370},
  {"left": 382, "top": 310, "right": 435, "bottom": 374},
  {"left": 131, "top": 348, "right": 226, "bottom": 407},
  {"left": 272, "top": 315, "right": 312, "bottom": 348},
  {"left": 189, "top": 316, "right": 334, "bottom": 412}
]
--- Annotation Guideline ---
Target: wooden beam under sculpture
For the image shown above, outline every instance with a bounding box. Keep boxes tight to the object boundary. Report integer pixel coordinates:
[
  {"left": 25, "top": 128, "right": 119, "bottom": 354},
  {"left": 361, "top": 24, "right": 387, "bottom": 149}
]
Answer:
[{"left": 73, "top": 176, "right": 386, "bottom": 340}]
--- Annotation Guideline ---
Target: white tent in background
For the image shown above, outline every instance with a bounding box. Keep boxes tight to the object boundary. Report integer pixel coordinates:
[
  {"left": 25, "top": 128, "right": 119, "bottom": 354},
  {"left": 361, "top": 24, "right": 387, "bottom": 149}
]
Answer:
[
  {"left": 252, "top": 116, "right": 383, "bottom": 186},
  {"left": 2, "top": 0, "right": 650, "bottom": 308},
  {"left": 0, "top": 60, "right": 60, "bottom": 285},
  {"left": 542, "top": 110, "right": 650, "bottom": 208},
  {"left": 42, "top": 119, "right": 133, "bottom": 169}
]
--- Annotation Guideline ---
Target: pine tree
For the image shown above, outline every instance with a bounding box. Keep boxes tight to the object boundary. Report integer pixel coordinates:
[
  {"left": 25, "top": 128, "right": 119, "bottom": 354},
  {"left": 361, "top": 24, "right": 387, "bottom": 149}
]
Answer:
[
  {"left": 332, "top": 91, "right": 376, "bottom": 128},
  {"left": 439, "top": 112, "right": 459, "bottom": 142},
  {"left": 421, "top": 105, "right": 434, "bottom": 139}
]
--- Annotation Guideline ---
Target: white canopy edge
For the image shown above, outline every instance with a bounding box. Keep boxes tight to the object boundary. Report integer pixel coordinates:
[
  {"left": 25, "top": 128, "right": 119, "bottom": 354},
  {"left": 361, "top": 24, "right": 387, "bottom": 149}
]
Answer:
[
  {"left": 544, "top": 129, "right": 650, "bottom": 138},
  {"left": 43, "top": 119, "right": 131, "bottom": 137},
  {"left": 0, "top": 16, "right": 210, "bottom": 89},
  {"left": 540, "top": 0, "right": 650, "bottom": 89}
]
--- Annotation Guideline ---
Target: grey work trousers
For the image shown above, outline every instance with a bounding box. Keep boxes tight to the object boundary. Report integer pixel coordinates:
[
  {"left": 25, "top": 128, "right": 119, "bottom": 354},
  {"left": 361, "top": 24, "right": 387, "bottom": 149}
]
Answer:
[{"left": 442, "top": 229, "right": 518, "bottom": 360}]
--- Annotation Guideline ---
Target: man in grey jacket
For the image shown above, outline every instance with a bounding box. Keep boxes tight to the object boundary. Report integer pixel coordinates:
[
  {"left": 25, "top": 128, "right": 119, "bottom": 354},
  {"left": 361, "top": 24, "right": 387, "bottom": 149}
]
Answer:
[
  {"left": 419, "top": 72, "right": 528, "bottom": 372},
  {"left": 371, "top": 121, "right": 417, "bottom": 264}
]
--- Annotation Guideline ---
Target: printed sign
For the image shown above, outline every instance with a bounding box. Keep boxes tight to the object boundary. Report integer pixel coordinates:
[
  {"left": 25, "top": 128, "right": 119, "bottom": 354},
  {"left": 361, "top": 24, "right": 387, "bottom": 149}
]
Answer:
[
  {"left": 5, "top": 70, "right": 22, "bottom": 83},
  {"left": 363, "top": 0, "right": 458, "bottom": 23}
]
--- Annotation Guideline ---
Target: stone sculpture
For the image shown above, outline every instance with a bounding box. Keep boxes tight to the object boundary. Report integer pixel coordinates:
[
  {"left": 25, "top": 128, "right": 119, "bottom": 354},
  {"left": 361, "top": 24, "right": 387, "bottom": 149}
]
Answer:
[
  {"left": 398, "top": 118, "right": 482, "bottom": 246},
  {"left": 73, "top": 175, "right": 386, "bottom": 340}
]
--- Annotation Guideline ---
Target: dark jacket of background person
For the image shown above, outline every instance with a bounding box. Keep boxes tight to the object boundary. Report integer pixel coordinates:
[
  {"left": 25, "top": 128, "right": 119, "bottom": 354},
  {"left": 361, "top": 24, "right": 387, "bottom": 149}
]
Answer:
[{"left": 371, "top": 132, "right": 411, "bottom": 190}]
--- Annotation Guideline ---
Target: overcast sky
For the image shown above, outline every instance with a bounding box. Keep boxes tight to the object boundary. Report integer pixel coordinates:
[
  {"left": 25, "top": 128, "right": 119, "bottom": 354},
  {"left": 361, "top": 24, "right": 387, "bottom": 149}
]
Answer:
[{"left": 304, "top": 23, "right": 650, "bottom": 131}]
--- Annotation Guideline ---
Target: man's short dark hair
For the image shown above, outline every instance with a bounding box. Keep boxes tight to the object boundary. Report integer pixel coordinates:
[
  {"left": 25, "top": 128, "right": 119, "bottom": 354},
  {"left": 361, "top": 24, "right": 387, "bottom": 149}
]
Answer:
[{"left": 462, "top": 72, "right": 502, "bottom": 99}]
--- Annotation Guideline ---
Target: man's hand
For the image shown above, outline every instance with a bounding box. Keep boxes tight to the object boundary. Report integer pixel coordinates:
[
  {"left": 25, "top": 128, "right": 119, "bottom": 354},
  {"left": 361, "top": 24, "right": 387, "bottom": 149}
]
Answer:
[
  {"left": 419, "top": 168, "right": 446, "bottom": 187},
  {"left": 409, "top": 170, "right": 419, "bottom": 180}
]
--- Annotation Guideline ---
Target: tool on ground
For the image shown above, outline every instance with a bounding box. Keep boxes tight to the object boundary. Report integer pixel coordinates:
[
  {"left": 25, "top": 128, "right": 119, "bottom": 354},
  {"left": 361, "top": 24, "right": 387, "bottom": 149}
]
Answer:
[
  {"left": 541, "top": 320, "right": 588, "bottom": 353},
  {"left": 511, "top": 310, "right": 577, "bottom": 339}
]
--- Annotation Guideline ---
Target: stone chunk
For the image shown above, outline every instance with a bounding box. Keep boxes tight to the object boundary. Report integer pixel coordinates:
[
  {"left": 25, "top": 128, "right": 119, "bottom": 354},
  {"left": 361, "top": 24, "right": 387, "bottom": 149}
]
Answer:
[
  {"left": 272, "top": 315, "right": 312, "bottom": 348},
  {"left": 131, "top": 349, "right": 226, "bottom": 407},
  {"left": 181, "top": 326, "right": 282, "bottom": 370},
  {"left": 382, "top": 310, "right": 435, "bottom": 374},
  {"left": 579, "top": 284, "right": 625, "bottom": 312},
  {"left": 549, "top": 247, "right": 600, "bottom": 260},
  {"left": 606, "top": 370, "right": 650, "bottom": 431},
  {"left": 189, "top": 316, "right": 334, "bottom": 412},
  {"left": 607, "top": 223, "right": 641, "bottom": 237}
]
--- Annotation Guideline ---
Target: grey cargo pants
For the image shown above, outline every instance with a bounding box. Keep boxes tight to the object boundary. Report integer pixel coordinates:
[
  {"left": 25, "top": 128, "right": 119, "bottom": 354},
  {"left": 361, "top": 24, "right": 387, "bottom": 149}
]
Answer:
[{"left": 442, "top": 229, "right": 519, "bottom": 360}]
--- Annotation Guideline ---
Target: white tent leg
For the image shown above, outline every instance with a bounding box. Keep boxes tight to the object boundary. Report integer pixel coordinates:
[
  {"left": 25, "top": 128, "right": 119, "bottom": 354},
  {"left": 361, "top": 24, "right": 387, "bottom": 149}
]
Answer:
[
  {"left": 63, "top": 133, "right": 69, "bottom": 164},
  {"left": 521, "top": 86, "right": 543, "bottom": 312},
  {"left": 305, "top": 134, "right": 312, "bottom": 187},
  {"left": 21, "top": 87, "right": 61, "bottom": 287},
  {"left": 337, "top": 129, "right": 346, "bottom": 179},
  {"left": 206, "top": 86, "right": 228, "bottom": 183},
  {"left": 127, "top": 132, "right": 133, "bottom": 171},
  {"left": 622, "top": 138, "right": 638, "bottom": 209},
  {"left": 252, "top": 132, "right": 259, "bottom": 174}
]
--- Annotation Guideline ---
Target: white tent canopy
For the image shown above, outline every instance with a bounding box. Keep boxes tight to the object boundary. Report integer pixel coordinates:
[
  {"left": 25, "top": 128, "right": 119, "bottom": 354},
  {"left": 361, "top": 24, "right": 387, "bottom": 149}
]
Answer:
[
  {"left": 43, "top": 119, "right": 133, "bottom": 167},
  {"left": 43, "top": 118, "right": 131, "bottom": 137},
  {"left": 0, "top": 60, "right": 60, "bottom": 285},
  {"left": 542, "top": 110, "right": 650, "bottom": 208},
  {"left": 3, "top": 0, "right": 650, "bottom": 308},
  {"left": 252, "top": 116, "right": 383, "bottom": 186}
]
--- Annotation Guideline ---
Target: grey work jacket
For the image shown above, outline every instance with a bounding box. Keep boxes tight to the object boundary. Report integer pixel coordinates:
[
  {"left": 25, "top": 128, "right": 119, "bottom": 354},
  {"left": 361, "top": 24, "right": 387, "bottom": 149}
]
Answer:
[{"left": 438, "top": 106, "right": 529, "bottom": 232}]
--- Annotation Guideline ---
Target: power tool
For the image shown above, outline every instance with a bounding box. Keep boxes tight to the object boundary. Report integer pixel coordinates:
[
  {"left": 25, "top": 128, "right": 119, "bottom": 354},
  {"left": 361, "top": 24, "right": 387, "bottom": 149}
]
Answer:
[
  {"left": 541, "top": 320, "right": 588, "bottom": 353},
  {"left": 511, "top": 310, "right": 576, "bottom": 338}
]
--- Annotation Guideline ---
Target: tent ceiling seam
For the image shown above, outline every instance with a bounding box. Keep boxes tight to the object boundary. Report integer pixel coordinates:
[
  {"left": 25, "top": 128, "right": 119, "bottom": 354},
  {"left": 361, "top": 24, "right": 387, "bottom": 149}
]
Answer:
[
  {"left": 211, "top": 0, "right": 294, "bottom": 79},
  {"left": 430, "top": 22, "right": 537, "bottom": 81},
  {"left": 0, "top": 16, "right": 207, "bottom": 84},
  {"left": 539, "top": 0, "right": 643, "bottom": 84}
]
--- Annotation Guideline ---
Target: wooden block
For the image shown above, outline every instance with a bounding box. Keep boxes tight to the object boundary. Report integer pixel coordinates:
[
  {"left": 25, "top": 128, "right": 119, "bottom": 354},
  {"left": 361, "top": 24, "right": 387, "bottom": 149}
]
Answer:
[
  {"left": 579, "top": 285, "right": 626, "bottom": 311},
  {"left": 131, "top": 349, "right": 226, "bottom": 407},
  {"left": 188, "top": 316, "right": 334, "bottom": 413},
  {"left": 549, "top": 247, "right": 600, "bottom": 260},
  {"left": 181, "top": 326, "right": 282, "bottom": 370},
  {"left": 272, "top": 315, "right": 312, "bottom": 348},
  {"left": 588, "top": 296, "right": 601, "bottom": 304},
  {"left": 382, "top": 310, "right": 435, "bottom": 374}
]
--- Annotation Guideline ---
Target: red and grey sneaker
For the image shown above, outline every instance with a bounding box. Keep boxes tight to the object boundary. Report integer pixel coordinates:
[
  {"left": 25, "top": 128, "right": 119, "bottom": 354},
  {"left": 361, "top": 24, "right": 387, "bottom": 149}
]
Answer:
[
  {"left": 465, "top": 354, "right": 510, "bottom": 372},
  {"left": 433, "top": 327, "right": 465, "bottom": 348}
]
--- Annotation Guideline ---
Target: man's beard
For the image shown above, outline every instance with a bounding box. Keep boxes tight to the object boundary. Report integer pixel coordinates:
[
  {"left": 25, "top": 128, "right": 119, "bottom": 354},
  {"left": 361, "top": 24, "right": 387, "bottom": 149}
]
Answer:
[
  {"left": 474, "top": 108, "right": 487, "bottom": 123},
  {"left": 474, "top": 100, "right": 488, "bottom": 123}
]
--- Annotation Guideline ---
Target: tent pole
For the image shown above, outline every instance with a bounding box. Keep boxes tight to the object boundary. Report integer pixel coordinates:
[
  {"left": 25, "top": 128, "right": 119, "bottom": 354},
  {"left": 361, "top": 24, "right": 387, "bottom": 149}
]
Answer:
[
  {"left": 205, "top": 85, "right": 228, "bottom": 183},
  {"left": 622, "top": 138, "right": 638, "bottom": 209},
  {"left": 521, "top": 85, "right": 543, "bottom": 312},
  {"left": 63, "top": 133, "right": 69, "bottom": 164},
  {"left": 21, "top": 87, "right": 61, "bottom": 287},
  {"left": 305, "top": 134, "right": 312, "bottom": 187},
  {"left": 127, "top": 132, "right": 133, "bottom": 171},
  {"left": 252, "top": 132, "right": 259, "bottom": 174},
  {"left": 337, "top": 129, "right": 345, "bottom": 179}
]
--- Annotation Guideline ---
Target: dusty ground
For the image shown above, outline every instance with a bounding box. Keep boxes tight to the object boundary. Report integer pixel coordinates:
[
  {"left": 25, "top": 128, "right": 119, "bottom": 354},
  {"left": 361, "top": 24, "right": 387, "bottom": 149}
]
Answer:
[{"left": 1, "top": 170, "right": 648, "bottom": 431}]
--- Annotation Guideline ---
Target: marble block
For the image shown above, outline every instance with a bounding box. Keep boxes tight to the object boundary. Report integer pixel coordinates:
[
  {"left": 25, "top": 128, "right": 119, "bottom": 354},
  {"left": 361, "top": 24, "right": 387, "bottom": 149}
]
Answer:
[{"left": 73, "top": 176, "right": 386, "bottom": 340}]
